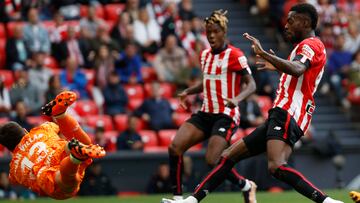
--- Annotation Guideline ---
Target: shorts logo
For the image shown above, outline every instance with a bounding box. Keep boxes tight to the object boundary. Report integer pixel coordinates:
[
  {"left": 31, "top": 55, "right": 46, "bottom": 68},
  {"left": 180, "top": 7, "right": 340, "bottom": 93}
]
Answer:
[
  {"left": 219, "top": 128, "right": 226, "bottom": 132},
  {"left": 274, "top": 126, "right": 282, "bottom": 131}
]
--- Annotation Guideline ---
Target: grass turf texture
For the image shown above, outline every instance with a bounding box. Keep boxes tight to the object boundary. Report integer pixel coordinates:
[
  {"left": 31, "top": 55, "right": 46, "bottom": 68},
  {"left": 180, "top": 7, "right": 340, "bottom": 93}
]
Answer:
[{"left": 1, "top": 190, "right": 352, "bottom": 203}]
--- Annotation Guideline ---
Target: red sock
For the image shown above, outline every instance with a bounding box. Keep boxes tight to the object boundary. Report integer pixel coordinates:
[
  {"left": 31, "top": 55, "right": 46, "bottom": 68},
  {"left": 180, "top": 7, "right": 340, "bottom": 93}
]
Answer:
[{"left": 55, "top": 114, "right": 91, "bottom": 145}]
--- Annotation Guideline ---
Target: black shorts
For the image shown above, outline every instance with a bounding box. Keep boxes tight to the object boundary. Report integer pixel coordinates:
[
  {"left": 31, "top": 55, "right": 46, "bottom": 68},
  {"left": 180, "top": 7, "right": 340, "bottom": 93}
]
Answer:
[
  {"left": 186, "top": 111, "right": 238, "bottom": 142},
  {"left": 243, "top": 107, "right": 304, "bottom": 155}
]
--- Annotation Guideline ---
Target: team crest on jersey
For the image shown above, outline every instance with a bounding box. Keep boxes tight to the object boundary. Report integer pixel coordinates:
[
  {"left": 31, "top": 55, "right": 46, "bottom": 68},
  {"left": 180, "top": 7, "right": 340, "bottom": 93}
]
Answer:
[
  {"left": 305, "top": 100, "right": 315, "bottom": 115},
  {"left": 216, "top": 59, "right": 223, "bottom": 68}
]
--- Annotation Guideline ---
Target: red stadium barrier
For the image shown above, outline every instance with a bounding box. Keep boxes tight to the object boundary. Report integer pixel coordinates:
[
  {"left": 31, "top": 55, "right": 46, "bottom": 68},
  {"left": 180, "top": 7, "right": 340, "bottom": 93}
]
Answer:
[{"left": 0, "top": 70, "right": 14, "bottom": 88}]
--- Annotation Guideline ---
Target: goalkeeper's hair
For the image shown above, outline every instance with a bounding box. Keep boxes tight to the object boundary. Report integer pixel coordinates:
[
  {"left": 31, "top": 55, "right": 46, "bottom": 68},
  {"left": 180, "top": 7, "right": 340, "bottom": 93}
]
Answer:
[
  {"left": 204, "top": 9, "right": 228, "bottom": 32},
  {"left": 0, "top": 122, "right": 25, "bottom": 151}
]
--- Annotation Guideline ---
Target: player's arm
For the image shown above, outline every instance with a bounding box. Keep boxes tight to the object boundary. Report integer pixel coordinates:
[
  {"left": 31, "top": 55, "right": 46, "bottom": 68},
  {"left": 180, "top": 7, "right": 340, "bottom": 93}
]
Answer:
[
  {"left": 225, "top": 73, "right": 256, "bottom": 108},
  {"left": 244, "top": 33, "right": 308, "bottom": 77},
  {"left": 178, "top": 81, "right": 203, "bottom": 109}
]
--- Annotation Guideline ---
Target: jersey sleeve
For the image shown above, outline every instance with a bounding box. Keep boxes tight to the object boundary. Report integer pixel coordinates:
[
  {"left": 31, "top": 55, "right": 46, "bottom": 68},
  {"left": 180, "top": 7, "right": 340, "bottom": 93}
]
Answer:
[
  {"left": 229, "top": 49, "right": 252, "bottom": 75},
  {"left": 293, "top": 40, "right": 318, "bottom": 67}
]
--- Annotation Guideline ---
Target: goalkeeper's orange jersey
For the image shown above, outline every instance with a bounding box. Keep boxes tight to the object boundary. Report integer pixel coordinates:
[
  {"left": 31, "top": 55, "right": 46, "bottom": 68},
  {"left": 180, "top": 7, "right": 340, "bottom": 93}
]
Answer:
[{"left": 8, "top": 122, "right": 87, "bottom": 197}]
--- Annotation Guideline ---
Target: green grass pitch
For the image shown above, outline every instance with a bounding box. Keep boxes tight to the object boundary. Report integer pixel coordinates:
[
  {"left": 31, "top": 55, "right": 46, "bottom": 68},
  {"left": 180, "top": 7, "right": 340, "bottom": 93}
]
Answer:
[{"left": 0, "top": 190, "right": 353, "bottom": 203}]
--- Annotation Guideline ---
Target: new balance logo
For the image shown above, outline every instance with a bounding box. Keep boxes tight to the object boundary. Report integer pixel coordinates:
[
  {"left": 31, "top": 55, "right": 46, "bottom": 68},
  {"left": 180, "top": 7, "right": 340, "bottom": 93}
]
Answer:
[
  {"left": 274, "top": 126, "right": 282, "bottom": 131},
  {"left": 219, "top": 128, "right": 226, "bottom": 132}
]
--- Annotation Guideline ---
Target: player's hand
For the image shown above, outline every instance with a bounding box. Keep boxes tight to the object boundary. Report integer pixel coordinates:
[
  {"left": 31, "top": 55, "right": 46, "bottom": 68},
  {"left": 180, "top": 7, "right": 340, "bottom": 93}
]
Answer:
[
  {"left": 256, "top": 49, "right": 277, "bottom": 71},
  {"left": 224, "top": 98, "right": 238, "bottom": 108},
  {"left": 178, "top": 91, "right": 188, "bottom": 110},
  {"left": 243, "top": 33, "right": 265, "bottom": 56}
]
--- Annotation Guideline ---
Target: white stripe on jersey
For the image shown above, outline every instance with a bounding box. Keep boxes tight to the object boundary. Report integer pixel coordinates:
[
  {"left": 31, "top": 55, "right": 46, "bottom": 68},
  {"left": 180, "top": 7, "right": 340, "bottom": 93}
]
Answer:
[
  {"left": 200, "top": 49, "right": 210, "bottom": 68},
  {"left": 221, "top": 49, "right": 231, "bottom": 99},
  {"left": 312, "top": 67, "right": 324, "bottom": 95},
  {"left": 300, "top": 112, "right": 309, "bottom": 130},
  {"left": 210, "top": 54, "right": 220, "bottom": 113},
  {"left": 201, "top": 51, "right": 212, "bottom": 112},
  {"left": 290, "top": 75, "right": 304, "bottom": 120},
  {"left": 277, "top": 75, "right": 291, "bottom": 108}
]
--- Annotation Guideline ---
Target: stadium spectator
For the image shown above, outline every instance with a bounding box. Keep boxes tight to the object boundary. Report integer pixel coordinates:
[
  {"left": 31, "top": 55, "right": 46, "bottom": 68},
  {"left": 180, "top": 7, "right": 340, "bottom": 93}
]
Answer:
[
  {"left": 344, "top": 21, "right": 360, "bottom": 54},
  {"left": 146, "top": 162, "right": 172, "bottom": 194},
  {"left": 44, "top": 75, "right": 63, "bottom": 104},
  {"left": 154, "top": 35, "right": 189, "bottom": 85},
  {"left": 133, "top": 7, "right": 161, "bottom": 55},
  {"left": 319, "top": 23, "right": 335, "bottom": 53},
  {"left": 179, "top": 0, "right": 195, "bottom": 21},
  {"left": 92, "top": 25, "right": 120, "bottom": 54},
  {"left": 23, "top": 8, "right": 50, "bottom": 54},
  {"left": 27, "top": 51, "right": 53, "bottom": 96},
  {"left": 110, "top": 12, "right": 131, "bottom": 49},
  {"left": 0, "top": 171, "right": 17, "bottom": 200},
  {"left": 103, "top": 71, "right": 128, "bottom": 115},
  {"left": 125, "top": 0, "right": 140, "bottom": 22},
  {"left": 59, "top": 57, "right": 89, "bottom": 99},
  {"left": 349, "top": 50, "right": 360, "bottom": 87},
  {"left": 180, "top": 20, "right": 196, "bottom": 55},
  {"left": 315, "top": 0, "right": 336, "bottom": 24},
  {"left": 94, "top": 45, "right": 115, "bottom": 89},
  {"left": 2, "top": 0, "right": 23, "bottom": 22},
  {"left": 0, "top": 78, "right": 11, "bottom": 117},
  {"left": 116, "top": 116, "right": 143, "bottom": 151},
  {"left": 79, "top": 5, "right": 106, "bottom": 39},
  {"left": 134, "top": 82, "right": 176, "bottom": 131},
  {"left": 9, "top": 101, "right": 33, "bottom": 131},
  {"left": 5, "top": 25, "right": 31, "bottom": 71},
  {"left": 52, "top": 0, "right": 81, "bottom": 20},
  {"left": 146, "top": 0, "right": 168, "bottom": 25},
  {"left": 239, "top": 94, "right": 265, "bottom": 130},
  {"left": 115, "top": 41, "right": 143, "bottom": 84},
  {"left": 161, "top": 2, "right": 181, "bottom": 42},
  {"left": 93, "top": 125, "right": 115, "bottom": 152},
  {"left": 49, "top": 12, "right": 68, "bottom": 63},
  {"left": 9, "top": 70, "right": 43, "bottom": 115},
  {"left": 326, "top": 34, "right": 353, "bottom": 108},
  {"left": 79, "top": 163, "right": 116, "bottom": 196}
]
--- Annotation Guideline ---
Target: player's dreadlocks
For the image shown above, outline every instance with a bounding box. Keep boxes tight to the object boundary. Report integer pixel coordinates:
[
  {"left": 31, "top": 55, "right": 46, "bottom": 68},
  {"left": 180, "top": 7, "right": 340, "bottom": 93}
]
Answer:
[{"left": 204, "top": 9, "right": 228, "bottom": 32}]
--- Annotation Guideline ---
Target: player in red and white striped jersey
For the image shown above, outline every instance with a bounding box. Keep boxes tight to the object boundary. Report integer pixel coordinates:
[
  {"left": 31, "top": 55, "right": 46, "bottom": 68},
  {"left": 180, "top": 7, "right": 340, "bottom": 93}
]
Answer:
[
  {"left": 162, "top": 10, "right": 257, "bottom": 203},
  {"left": 166, "top": 3, "right": 343, "bottom": 203}
]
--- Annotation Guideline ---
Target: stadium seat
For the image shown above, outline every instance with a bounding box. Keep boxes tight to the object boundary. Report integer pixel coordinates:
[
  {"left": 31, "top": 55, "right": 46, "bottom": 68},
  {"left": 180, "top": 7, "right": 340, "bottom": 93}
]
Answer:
[
  {"left": 104, "top": 130, "right": 118, "bottom": 152},
  {"left": 158, "top": 129, "right": 177, "bottom": 147},
  {"left": 144, "top": 82, "right": 174, "bottom": 99},
  {"left": 168, "top": 98, "right": 187, "bottom": 113},
  {"left": 138, "top": 130, "right": 158, "bottom": 148},
  {"left": 6, "top": 21, "right": 24, "bottom": 37},
  {"left": 127, "top": 98, "right": 143, "bottom": 111},
  {"left": 0, "top": 70, "right": 14, "bottom": 88},
  {"left": 141, "top": 67, "right": 158, "bottom": 83},
  {"left": 189, "top": 143, "right": 202, "bottom": 151},
  {"left": 104, "top": 4, "right": 126, "bottom": 21},
  {"left": 27, "top": 116, "right": 48, "bottom": 126},
  {"left": 257, "top": 96, "right": 273, "bottom": 118},
  {"left": 85, "top": 115, "right": 114, "bottom": 131},
  {"left": 0, "top": 38, "right": 6, "bottom": 69},
  {"left": 0, "top": 23, "right": 6, "bottom": 38},
  {"left": 114, "top": 114, "right": 128, "bottom": 132},
  {"left": 124, "top": 84, "right": 144, "bottom": 100},
  {"left": 73, "top": 100, "right": 99, "bottom": 116},
  {"left": 174, "top": 112, "right": 191, "bottom": 127},
  {"left": 79, "top": 5, "right": 105, "bottom": 19},
  {"left": 230, "top": 129, "right": 245, "bottom": 144}
]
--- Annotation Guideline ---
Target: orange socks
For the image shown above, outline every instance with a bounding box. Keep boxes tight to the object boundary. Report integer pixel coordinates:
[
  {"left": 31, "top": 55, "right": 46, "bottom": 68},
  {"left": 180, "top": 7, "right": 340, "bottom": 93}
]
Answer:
[{"left": 54, "top": 114, "right": 91, "bottom": 145}]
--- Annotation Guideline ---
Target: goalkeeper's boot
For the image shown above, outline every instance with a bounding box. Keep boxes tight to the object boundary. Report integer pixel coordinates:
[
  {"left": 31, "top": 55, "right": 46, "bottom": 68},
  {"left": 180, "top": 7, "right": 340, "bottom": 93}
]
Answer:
[
  {"left": 42, "top": 91, "right": 77, "bottom": 116},
  {"left": 67, "top": 138, "right": 106, "bottom": 161},
  {"left": 350, "top": 191, "right": 360, "bottom": 203}
]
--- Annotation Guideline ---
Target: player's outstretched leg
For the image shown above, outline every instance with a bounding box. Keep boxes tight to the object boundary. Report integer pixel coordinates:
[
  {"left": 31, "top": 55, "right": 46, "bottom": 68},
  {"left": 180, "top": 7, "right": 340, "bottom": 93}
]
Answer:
[
  {"left": 42, "top": 91, "right": 77, "bottom": 117},
  {"left": 42, "top": 91, "right": 91, "bottom": 145},
  {"left": 350, "top": 191, "right": 360, "bottom": 203}
]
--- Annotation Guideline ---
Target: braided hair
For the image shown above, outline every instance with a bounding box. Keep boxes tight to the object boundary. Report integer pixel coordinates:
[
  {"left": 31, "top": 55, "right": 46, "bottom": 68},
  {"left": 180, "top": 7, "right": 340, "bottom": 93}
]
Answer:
[{"left": 204, "top": 9, "right": 228, "bottom": 32}]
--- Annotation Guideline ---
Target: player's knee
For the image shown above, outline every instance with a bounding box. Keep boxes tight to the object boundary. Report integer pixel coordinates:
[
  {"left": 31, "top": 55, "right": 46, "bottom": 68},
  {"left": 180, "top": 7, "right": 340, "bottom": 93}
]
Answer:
[
  {"left": 220, "top": 148, "right": 232, "bottom": 159},
  {"left": 168, "top": 143, "right": 183, "bottom": 156}
]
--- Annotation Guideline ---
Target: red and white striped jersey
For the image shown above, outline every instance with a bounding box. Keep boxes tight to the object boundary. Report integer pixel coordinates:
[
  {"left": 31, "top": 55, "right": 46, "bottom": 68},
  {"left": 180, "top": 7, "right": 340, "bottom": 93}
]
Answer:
[
  {"left": 273, "top": 37, "right": 326, "bottom": 133},
  {"left": 200, "top": 45, "right": 251, "bottom": 124}
]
